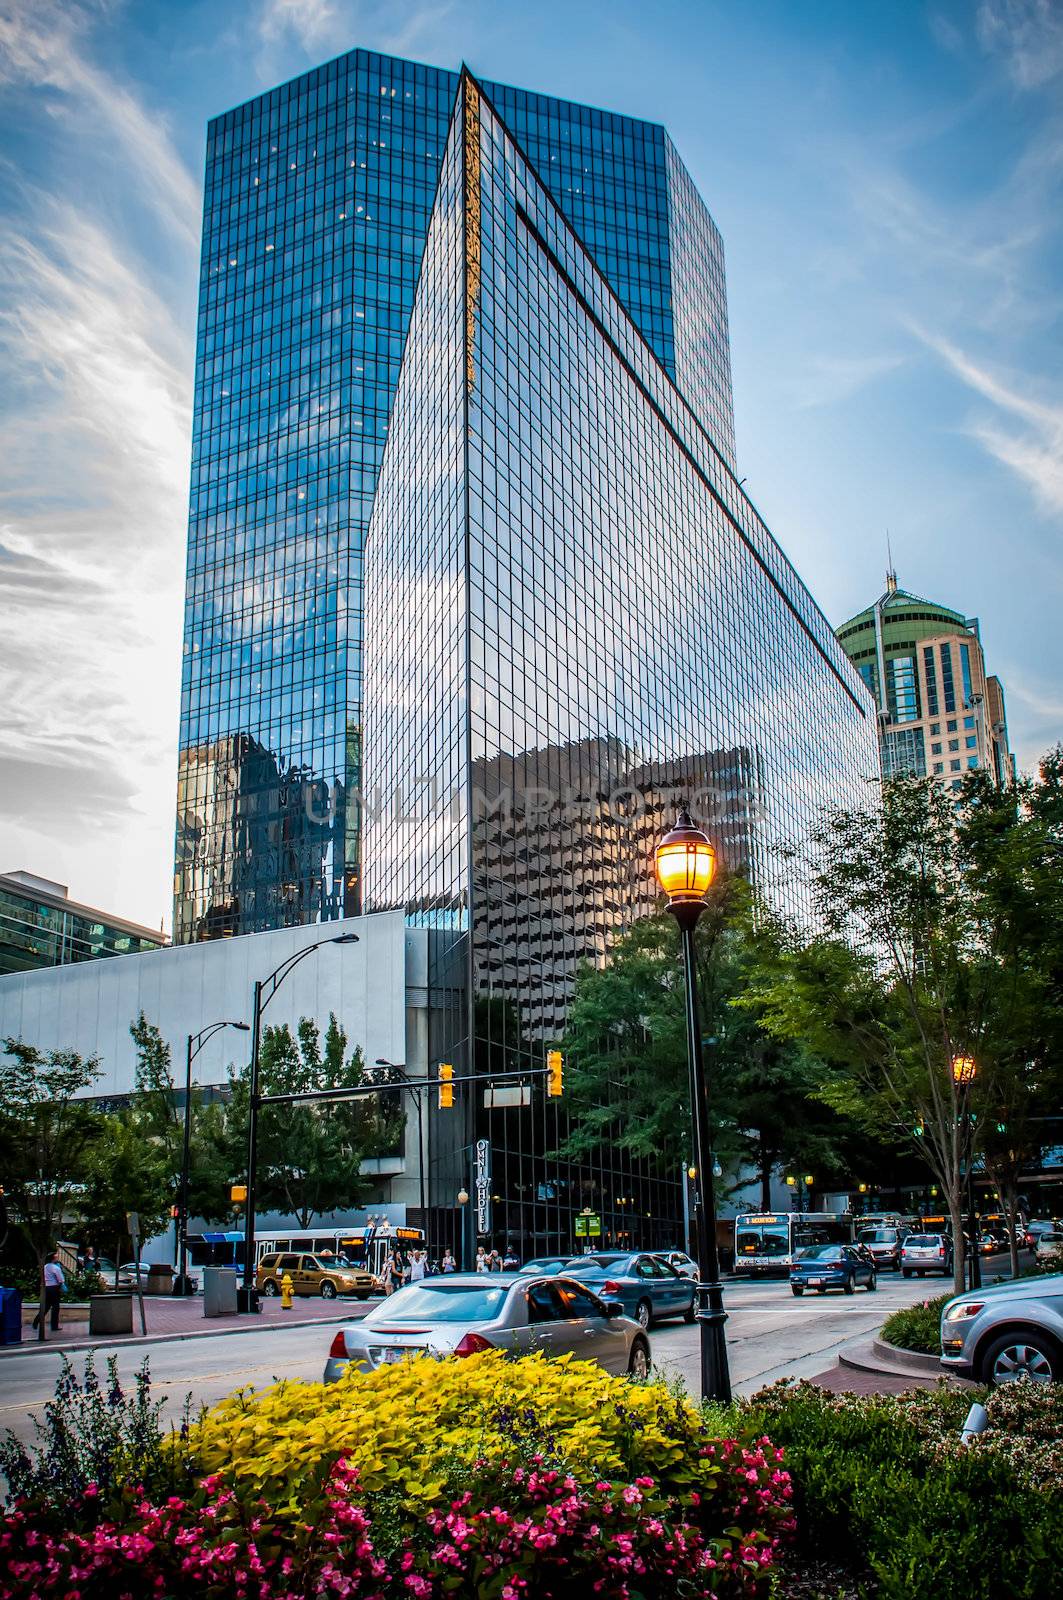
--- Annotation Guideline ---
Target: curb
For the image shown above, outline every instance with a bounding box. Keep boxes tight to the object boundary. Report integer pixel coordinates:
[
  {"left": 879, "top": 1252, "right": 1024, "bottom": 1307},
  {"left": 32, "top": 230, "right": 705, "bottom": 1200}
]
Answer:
[
  {"left": 0, "top": 1309, "right": 368, "bottom": 1360},
  {"left": 838, "top": 1337, "right": 975, "bottom": 1386}
]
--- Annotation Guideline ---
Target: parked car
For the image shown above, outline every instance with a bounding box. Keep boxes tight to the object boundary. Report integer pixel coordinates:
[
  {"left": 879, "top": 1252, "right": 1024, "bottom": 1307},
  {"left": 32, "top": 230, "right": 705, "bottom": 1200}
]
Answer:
[
  {"left": 1027, "top": 1219, "right": 1062, "bottom": 1248},
  {"left": 855, "top": 1226, "right": 907, "bottom": 1272},
  {"left": 1034, "top": 1232, "right": 1063, "bottom": 1263},
  {"left": 901, "top": 1233, "right": 953, "bottom": 1278},
  {"left": 115, "top": 1261, "right": 153, "bottom": 1287},
  {"left": 516, "top": 1256, "right": 570, "bottom": 1276},
  {"left": 323, "top": 1273, "right": 650, "bottom": 1380},
  {"left": 562, "top": 1252, "right": 695, "bottom": 1329},
  {"left": 790, "top": 1244, "right": 876, "bottom": 1296},
  {"left": 940, "top": 1272, "right": 1063, "bottom": 1384},
  {"left": 256, "top": 1252, "right": 376, "bottom": 1299},
  {"left": 654, "top": 1250, "right": 698, "bottom": 1280}
]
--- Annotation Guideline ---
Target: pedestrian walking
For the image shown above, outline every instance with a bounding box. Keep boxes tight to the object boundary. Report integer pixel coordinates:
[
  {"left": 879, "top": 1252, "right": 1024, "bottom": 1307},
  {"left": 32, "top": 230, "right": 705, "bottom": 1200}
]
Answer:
[
  {"left": 475, "top": 1247, "right": 487, "bottom": 1273},
  {"left": 32, "top": 1252, "right": 65, "bottom": 1332},
  {"left": 380, "top": 1252, "right": 395, "bottom": 1296},
  {"left": 441, "top": 1248, "right": 456, "bottom": 1273},
  {"left": 503, "top": 1246, "right": 519, "bottom": 1271},
  {"left": 409, "top": 1249, "right": 427, "bottom": 1282}
]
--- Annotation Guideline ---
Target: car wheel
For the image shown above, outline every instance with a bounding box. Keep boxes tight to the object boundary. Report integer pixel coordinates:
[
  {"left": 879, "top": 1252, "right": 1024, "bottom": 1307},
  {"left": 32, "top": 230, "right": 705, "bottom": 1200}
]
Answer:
[
  {"left": 628, "top": 1339, "right": 651, "bottom": 1379},
  {"left": 917, "top": 1271, "right": 925, "bottom": 1278},
  {"left": 866, "top": 1272, "right": 877, "bottom": 1292},
  {"left": 261, "top": 1279, "right": 279, "bottom": 1296},
  {"left": 981, "top": 1331, "right": 1062, "bottom": 1386},
  {"left": 843, "top": 1274, "right": 855, "bottom": 1295},
  {"left": 816, "top": 1286, "right": 826, "bottom": 1294},
  {"left": 902, "top": 1268, "right": 912, "bottom": 1279},
  {"left": 356, "top": 1292, "right": 371, "bottom": 1301},
  {"left": 320, "top": 1281, "right": 337, "bottom": 1300},
  {"left": 791, "top": 1285, "right": 804, "bottom": 1297},
  {"left": 683, "top": 1302, "right": 695, "bottom": 1324},
  {"left": 635, "top": 1299, "right": 652, "bottom": 1330}
]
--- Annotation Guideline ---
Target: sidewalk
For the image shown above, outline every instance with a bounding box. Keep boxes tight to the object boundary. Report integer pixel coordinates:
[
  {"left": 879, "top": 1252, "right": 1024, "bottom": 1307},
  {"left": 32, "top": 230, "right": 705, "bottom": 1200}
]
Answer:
[
  {"left": 807, "top": 1335, "right": 978, "bottom": 1396},
  {"left": 6, "top": 1294, "right": 377, "bottom": 1359}
]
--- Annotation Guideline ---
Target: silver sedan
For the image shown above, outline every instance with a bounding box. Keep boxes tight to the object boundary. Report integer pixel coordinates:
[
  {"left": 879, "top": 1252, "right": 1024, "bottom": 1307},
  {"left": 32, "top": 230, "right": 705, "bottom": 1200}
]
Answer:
[{"left": 324, "top": 1272, "right": 650, "bottom": 1380}]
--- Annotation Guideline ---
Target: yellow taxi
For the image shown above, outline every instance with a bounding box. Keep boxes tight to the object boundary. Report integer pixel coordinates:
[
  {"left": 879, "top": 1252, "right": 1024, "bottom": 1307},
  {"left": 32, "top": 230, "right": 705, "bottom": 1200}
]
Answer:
[{"left": 256, "top": 1251, "right": 376, "bottom": 1300}]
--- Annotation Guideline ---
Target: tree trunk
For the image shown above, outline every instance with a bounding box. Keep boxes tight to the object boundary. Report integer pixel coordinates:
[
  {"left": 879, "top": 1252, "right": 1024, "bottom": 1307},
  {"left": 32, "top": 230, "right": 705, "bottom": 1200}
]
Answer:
[
  {"left": 36, "top": 1250, "right": 47, "bottom": 1343},
  {"left": 948, "top": 1190, "right": 965, "bottom": 1296}
]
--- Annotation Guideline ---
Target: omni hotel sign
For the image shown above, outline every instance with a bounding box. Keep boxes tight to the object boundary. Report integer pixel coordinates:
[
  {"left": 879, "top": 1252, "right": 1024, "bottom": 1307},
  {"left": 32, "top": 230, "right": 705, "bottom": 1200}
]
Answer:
[{"left": 475, "top": 1139, "right": 491, "bottom": 1235}]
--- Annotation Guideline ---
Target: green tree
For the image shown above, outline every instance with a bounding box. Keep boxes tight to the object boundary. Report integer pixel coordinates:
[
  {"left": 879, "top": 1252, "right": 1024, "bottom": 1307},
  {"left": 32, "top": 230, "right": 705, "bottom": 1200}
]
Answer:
[
  {"left": 744, "top": 763, "right": 1062, "bottom": 1293},
  {"left": 128, "top": 1013, "right": 181, "bottom": 1166},
  {"left": 0, "top": 1040, "right": 101, "bottom": 1339},
  {"left": 78, "top": 1116, "right": 172, "bottom": 1277},
  {"left": 559, "top": 874, "right": 857, "bottom": 1204},
  {"left": 203, "top": 1016, "right": 395, "bottom": 1228}
]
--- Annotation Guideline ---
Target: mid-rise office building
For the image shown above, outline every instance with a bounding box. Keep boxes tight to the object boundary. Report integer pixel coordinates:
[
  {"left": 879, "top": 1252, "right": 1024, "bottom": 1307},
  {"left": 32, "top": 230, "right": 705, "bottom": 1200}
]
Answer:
[
  {"left": 836, "top": 572, "right": 1015, "bottom": 788},
  {"left": 0, "top": 870, "right": 166, "bottom": 978}
]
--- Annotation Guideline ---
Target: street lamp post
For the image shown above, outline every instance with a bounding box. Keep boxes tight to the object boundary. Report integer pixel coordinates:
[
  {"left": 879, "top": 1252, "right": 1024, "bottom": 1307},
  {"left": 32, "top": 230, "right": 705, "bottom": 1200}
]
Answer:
[
  {"left": 375, "top": 1059, "right": 427, "bottom": 1235},
  {"left": 655, "top": 806, "right": 731, "bottom": 1403},
  {"left": 178, "top": 1020, "right": 250, "bottom": 1294},
  {"left": 241, "top": 933, "right": 359, "bottom": 1298},
  {"left": 953, "top": 1055, "right": 982, "bottom": 1291}
]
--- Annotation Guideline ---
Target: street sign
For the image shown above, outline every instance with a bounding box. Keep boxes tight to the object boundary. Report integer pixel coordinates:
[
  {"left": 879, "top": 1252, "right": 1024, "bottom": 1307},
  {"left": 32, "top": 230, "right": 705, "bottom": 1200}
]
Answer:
[
  {"left": 574, "top": 1213, "right": 601, "bottom": 1237},
  {"left": 483, "top": 1085, "right": 531, "bottom": 1108}
]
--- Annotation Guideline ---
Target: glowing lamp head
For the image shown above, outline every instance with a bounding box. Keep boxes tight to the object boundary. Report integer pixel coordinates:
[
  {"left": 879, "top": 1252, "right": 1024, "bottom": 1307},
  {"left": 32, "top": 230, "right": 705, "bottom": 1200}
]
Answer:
[
  {"left": 952, "top": 1055, "right": 977, "bottom": 1086},
  {"left": 655, "top": 807, "right": 717, "bottom": 907}
]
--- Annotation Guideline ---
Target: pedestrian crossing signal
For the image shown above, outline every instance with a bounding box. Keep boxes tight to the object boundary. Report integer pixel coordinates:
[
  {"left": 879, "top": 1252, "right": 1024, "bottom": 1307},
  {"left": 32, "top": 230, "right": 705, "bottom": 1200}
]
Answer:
[
  {"left": 439, "top": 1062, "right": 454, "bottom": 1109},
  {"left": 547, "top": 1049, "right": 563, "bottom": 1097}
]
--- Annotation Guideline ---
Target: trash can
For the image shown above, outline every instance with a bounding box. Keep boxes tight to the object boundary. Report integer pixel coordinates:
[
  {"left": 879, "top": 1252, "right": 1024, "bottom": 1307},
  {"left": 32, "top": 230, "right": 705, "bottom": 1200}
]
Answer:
[
  {"left": 202, "top": 1267, "right": 239, "bottom": 1318},
  {"left": 89, "top": 1295, "right": 133, "bottom": 1336},
  {"left": 145, "top": 1264, "right": 173, "bottom": 1297},
  {"left": 0, "top": 1287, "right": 22, "bottom": 1345},
  {"left": 236, "top": 1286, "right": 261, "bottom": 1315}
]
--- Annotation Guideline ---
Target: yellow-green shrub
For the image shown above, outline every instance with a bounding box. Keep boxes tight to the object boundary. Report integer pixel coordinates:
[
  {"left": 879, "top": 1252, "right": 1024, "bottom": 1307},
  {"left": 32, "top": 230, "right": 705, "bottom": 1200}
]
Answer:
[{"left": 187, "top": 1350, "right": 721, "bottom": 1515}]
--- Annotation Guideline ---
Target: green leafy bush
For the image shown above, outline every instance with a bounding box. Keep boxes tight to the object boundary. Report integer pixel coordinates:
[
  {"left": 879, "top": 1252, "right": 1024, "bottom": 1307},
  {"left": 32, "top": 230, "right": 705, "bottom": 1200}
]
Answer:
[
  {"left": 0, "top": 1264, "right": 104, "bottom": 1302},
  {"left": 879, "top": 1293, "right": 951, "bottom": 1354},
  {"left": 743, "top": 1381, "right": 1063, "bottom": 1600}
]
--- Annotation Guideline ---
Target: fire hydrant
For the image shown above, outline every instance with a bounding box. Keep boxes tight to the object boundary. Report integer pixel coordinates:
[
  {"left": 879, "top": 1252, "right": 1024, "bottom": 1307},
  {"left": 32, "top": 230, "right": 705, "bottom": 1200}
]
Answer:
[{"left": 280, "top": 1273, "right": 294, "bottom": 1310}]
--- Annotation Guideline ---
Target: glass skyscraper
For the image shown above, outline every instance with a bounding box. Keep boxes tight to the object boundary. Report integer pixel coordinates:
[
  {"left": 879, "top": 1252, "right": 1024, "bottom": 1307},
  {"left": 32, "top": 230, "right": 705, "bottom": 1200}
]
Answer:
[
  {"left": 175, "top": 50, "right": 735, "bottom": 942},
  {"left": 361, "top": 73, "right": 878, "bottom": 1253}
]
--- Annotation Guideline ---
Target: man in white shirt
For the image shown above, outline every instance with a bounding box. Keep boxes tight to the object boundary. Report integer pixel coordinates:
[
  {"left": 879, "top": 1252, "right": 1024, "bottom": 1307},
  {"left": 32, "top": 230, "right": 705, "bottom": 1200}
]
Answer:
[
  {"left": 32, "top": 1252, "right": 65, "bottom": 1332},
  {"left": 409, "top": 1249, "right": 427, "bottom": 1282}
]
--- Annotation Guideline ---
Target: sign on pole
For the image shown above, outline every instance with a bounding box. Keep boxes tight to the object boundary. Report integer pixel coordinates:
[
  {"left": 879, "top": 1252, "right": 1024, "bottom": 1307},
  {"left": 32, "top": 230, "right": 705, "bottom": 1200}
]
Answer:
[{"left": 574, "top": 1213, "right": 601, "bottom": 1238}]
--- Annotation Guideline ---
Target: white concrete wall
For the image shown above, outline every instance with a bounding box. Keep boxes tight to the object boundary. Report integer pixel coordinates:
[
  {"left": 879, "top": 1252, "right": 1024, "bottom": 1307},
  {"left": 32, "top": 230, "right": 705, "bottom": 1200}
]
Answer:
[{"left": 0, "top": 911, "right": 424, "bottom": 1098}]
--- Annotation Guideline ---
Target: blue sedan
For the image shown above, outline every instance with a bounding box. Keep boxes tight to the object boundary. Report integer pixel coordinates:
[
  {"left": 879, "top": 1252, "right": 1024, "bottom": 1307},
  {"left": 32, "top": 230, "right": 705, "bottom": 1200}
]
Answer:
[
  {"left": 564, "top": 1252, "right": 695, "bottom": 1328},
  {"left": 790, "top": 1244, "right": 877, "bottom": 1296}
]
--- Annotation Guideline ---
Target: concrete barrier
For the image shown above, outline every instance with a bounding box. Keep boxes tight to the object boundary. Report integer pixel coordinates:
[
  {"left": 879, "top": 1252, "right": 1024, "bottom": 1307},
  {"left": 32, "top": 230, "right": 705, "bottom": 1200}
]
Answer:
[{"left": 89, "top": 1295, "right": 134, "bottom": 1337}]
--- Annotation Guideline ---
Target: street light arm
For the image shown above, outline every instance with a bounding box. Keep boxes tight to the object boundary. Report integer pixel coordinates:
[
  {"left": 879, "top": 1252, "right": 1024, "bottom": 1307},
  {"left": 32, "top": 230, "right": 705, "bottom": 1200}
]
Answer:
[{"left": 189, "top": 1019, "right": 250, "bottom": 1063}]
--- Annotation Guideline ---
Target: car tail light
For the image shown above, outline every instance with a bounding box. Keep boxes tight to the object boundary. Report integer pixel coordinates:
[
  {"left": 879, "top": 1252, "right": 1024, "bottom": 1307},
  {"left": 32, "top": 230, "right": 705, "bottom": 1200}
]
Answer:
[
  {"left": 453, "top": 1332, "right": 493, "bottom": 1357},
  {"left": 937, "top": 1248, "right": 945, "bottom": 1257},
  {"left": 328, "top": 1331, "right": 348, "bottom": 1358},
  {"left": 602, "top": 1279, "right": 621, "bottom": 1295}
]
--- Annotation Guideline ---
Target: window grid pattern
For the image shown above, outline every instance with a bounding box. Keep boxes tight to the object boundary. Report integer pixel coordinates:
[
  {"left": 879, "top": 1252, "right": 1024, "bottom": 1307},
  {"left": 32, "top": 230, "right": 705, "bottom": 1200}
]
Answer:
[
  {"left": 362, "top": 83, "right": 879, "bottom": 1255},
  {"left": 664, "top": 137, "right": 736, "bottom": 462},
  {"left": 175, "top": 50, "right": 735, "bottom": 943}
]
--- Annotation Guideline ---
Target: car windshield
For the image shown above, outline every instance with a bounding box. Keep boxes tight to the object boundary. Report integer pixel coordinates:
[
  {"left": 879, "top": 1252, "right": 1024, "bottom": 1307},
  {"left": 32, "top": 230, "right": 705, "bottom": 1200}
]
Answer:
[
  {"left": 364, "top": 1283, "right": 509, "bottom": 1324},
  {"left": 565, "top": 1256, "right": 628, "bottom": 1272},
  {"left": 518, "top": 1259, "right": 564, "bottom": 1273},
  {"left": 796, "top": 1245, "right": 844, "bottom": 1262},
  {"left": 857, "top": 1229, "right": 896, "bottom": 1243}
]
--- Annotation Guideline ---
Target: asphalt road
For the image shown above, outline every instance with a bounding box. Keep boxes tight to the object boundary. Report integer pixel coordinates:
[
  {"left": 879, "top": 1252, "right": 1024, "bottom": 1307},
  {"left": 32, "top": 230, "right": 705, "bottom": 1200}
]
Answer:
[{"left": 0, "top": 1266, "right": 973, "bottom": 1445}]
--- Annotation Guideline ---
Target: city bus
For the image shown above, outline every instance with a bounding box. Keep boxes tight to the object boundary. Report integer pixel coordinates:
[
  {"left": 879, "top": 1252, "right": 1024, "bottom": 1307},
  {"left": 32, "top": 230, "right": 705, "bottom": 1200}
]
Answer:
[{"left": 734, "top": 1212, "right": 854, "bottom": 1276}]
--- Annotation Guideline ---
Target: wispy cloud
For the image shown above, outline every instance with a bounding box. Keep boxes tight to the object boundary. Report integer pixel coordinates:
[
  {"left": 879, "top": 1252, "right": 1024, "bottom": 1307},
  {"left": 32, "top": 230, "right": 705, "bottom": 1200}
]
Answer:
[
  {"left": 977, "top": 0, "right": 1063, "bottom": 89},
  {"left": 0, "top": 0, "right": 200, "bottom": 245},
  {"left": 906, "top": 323, "right": 1063, "bottom": 514},
  {"left": 255, "top": 0, "right": 452, "bottom": 69}
]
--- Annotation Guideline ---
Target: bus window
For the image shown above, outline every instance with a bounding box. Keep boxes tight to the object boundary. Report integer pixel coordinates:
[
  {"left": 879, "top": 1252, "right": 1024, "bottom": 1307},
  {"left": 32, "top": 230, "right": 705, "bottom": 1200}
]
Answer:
[{"left": 736, "top": 1221, "right": 789, "bottom": 1258}]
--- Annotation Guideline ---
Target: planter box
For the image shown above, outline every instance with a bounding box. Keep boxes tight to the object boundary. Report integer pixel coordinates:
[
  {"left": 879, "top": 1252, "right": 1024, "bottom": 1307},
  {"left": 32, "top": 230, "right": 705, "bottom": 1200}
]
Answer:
[{"left": 89, "top": 1295, "right": 133, "bottom": 1336}]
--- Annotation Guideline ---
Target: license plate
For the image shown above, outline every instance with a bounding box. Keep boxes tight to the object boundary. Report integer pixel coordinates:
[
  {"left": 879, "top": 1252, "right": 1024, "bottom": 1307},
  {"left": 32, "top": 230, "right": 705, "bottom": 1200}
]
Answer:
[
  {"left": 809, "top": 1278, "right": 822, "bottom": 1286},
  {"left": 383, "top": 1347, "right": 407, "bottom": 1363}
]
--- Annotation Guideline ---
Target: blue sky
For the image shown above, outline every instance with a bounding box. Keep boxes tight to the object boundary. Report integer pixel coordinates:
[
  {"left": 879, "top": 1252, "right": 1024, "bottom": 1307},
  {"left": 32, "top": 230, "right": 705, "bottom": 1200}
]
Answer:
[{"left": 0, "top": 0, "right": 1060, "bottom": 930}]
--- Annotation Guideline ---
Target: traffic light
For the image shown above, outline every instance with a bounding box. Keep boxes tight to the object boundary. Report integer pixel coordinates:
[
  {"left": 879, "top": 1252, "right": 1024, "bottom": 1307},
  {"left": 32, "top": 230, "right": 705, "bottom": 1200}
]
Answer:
[
  {"left": 547, "top": 1049, "right": 563, "bottom": 1097},
  {"left": 438, "top": 1062, "right": 454, "bottom": 1110}
]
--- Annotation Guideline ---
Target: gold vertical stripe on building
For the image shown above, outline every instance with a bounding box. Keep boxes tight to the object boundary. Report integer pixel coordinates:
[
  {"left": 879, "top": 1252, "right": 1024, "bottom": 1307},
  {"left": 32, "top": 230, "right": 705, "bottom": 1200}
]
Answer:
[{"left": 464, "top": 78, "right": 481, "bottom": 392}]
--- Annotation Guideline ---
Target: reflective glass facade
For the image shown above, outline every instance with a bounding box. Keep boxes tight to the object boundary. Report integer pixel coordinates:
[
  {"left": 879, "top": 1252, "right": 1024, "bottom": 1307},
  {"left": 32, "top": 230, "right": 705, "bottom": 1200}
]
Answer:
[
  {"left": 0, "top": 873, "right": 166, "bottom": 977},
  {"left": 362, "top": 79, "right": 878, "bottom": 1254},
  {"left": 175, "top": 51, "right": 734, "bottom": 943}
]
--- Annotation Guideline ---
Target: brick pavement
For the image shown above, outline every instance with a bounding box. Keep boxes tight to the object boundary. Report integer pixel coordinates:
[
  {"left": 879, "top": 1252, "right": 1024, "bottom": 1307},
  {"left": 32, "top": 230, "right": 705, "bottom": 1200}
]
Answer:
[
  {"left": 9, "top": 1293, "right": 378, "bottom": 1356},
  {"left": 808, "top": 1362, "right": 951, "bottom": 1395}
]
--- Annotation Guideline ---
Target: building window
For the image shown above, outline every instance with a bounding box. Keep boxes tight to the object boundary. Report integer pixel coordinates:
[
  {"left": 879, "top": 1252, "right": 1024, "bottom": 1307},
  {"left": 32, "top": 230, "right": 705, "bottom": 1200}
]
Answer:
[
  {"left": 933, "top": 762, "right": 943, "bottom": 774},
  {"left": 940, "top": 643, "right": 956, "bottom": 713},
  {"left": 948, "top": 739, "right": 959, "bottom": 752},
  {"left": 887, "top": 655, "right": 919, "bottom": 722},
  {"left": 966, "top": 736, "right": 977, "bottom": 749},
  {"left": 931, "top": 742, "right": 942, "bottom": 755},
  {"left": 960, "top": 643, "right": 973, "bottom": 706},
  {"left": 967, "top": 756, "right": 979, "bottom": 768},
  {"left": 923, "top": 648, "right": 939, "bottom": 717},
  {"left": 951, "top": 760, "right": 961, "bottom": 771},
  {"left": 963, "top": 715, "right": 975, "bottom": 730},
  {"left": 930, "top": 721, "right": 941, "bottom": 735},
  {"left": 947, "top": 719, "right": 957, "bottom": 733}
]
